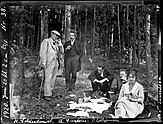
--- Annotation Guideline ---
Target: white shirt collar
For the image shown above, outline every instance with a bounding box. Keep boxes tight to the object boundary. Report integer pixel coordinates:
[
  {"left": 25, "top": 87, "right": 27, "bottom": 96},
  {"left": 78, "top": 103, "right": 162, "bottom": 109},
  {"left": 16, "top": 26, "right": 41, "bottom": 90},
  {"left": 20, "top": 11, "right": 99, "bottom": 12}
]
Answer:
[
  {"left": 100, "top": 70, "right": 104, "bottom": 77},
  {"left": 50, "top": 37, "right": 56, "bottom": 44},
  {"left": 71, "top": 39, "right": 75, "bottom": 45},
  {"left": 121, "top": 77, "right": 127, "bottom": 81}
]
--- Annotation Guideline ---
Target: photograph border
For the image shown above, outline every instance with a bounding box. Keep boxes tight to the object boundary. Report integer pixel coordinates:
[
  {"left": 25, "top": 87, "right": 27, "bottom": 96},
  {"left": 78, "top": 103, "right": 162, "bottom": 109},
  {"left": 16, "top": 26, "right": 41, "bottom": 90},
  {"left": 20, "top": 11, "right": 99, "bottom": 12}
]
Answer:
[{"left": 1, "top": 0, "right": 161, "bottom": 123}]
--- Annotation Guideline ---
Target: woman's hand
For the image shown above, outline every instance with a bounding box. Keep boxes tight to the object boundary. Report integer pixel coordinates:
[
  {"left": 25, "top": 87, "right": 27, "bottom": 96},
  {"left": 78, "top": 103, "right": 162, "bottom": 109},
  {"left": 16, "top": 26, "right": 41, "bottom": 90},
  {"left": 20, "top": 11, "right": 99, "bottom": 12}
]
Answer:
[
  {"left": 127, "top": 94, "right": 134, "bottom": 101},
  {"left": 127, "top": 97, "right": 133, "bottom": 101}
]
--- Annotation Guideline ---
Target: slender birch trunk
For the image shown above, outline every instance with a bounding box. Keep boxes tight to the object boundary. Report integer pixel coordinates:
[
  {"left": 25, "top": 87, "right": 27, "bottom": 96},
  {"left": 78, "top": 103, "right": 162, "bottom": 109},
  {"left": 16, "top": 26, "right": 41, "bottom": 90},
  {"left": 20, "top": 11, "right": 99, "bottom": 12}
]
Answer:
[
  {"left": 91, "top": 6, "right": 96, "bottom": 58},
  {"left": 84, "top": 7, "right": 88, "bottom": 56},
  {"left": 137, "top": 6, "right": 141, "bottom": 67},
  {"left": 145, "top": 5, "right": 153, "bottom": 86},
  {"left": 117, "top": 5, "right": 122, "bottom": 67},
  {"left": 132, "top": 5, "right": 136, "bottom": 68}
]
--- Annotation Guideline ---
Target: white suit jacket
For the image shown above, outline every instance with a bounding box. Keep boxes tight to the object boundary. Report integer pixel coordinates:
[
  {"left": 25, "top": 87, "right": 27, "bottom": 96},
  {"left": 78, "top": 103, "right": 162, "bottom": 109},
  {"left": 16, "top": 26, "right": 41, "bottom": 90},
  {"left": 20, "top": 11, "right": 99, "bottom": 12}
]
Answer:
[{"left": 39, "top": 37, "right": 61, "bottom": 67}]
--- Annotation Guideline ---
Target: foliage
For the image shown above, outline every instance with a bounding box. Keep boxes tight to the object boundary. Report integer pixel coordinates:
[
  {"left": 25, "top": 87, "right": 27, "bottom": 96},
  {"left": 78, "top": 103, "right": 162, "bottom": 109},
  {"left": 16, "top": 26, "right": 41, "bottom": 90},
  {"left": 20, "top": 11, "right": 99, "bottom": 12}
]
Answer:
[{"left": 9, "top": 6, "right": 35, "bottom": 42}]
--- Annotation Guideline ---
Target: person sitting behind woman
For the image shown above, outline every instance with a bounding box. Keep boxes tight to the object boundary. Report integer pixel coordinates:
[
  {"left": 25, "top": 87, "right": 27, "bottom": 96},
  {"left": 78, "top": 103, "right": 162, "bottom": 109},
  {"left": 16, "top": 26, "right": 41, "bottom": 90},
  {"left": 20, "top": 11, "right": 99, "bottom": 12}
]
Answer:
[
  {"left": 110, "top": 69, "right": 128, "bottom": 95},
  {"left": 113, "top": 69, "right": 144, "bottom": 118},
  {"left": 109, "top": 69, "right": 128, "bottom": 105}
]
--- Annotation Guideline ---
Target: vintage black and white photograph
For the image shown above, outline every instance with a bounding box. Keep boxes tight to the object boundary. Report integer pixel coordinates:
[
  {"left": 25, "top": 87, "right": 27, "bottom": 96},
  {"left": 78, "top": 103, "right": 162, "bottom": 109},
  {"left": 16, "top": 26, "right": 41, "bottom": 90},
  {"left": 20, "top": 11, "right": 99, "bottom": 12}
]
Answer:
[{"left": 1, "top": 0, "right": 161, "bottom": 123}]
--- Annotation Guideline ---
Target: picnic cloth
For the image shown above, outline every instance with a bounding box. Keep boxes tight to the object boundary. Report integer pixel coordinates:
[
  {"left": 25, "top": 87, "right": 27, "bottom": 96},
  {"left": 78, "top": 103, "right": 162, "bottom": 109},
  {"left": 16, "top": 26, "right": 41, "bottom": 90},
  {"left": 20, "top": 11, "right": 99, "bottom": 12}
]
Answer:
[{"left": 66, "top": 98, "right": 112, "bottom": 117}]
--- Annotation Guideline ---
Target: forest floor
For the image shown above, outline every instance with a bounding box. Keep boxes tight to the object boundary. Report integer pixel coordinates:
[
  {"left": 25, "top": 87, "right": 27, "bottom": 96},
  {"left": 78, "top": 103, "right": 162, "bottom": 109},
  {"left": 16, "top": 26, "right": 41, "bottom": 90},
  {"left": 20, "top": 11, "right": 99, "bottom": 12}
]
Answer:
[{"left": 17, "top": 55, "right": 160, "bottom": 121}]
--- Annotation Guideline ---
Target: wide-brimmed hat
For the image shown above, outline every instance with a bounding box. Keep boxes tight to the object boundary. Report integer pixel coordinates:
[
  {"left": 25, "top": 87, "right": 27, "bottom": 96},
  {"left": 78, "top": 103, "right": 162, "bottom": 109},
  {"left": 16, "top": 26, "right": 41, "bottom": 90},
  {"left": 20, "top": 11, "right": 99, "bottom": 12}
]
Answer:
[{"left": 51, "top": 30, "right": 61, "bottom": 37}]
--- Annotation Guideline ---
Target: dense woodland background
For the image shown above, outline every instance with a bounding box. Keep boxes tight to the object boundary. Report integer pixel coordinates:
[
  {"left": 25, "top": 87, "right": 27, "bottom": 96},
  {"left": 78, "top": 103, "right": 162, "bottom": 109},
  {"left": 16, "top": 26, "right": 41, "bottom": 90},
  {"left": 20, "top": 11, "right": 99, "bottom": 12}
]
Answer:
[
  {"left": 8, "top": 4, "right": 159, "bottom": 95},
  {"left": 4, "top": 2, "right": 160, "bottom": 119}
]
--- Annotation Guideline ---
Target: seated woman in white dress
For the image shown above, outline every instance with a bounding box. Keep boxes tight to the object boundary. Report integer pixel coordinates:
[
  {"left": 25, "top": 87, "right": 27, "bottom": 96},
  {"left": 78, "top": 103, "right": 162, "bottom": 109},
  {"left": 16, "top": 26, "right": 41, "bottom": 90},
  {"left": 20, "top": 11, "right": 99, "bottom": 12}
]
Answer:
[{"left": 113, "top": 69, "right": 144, "bottom": 118}]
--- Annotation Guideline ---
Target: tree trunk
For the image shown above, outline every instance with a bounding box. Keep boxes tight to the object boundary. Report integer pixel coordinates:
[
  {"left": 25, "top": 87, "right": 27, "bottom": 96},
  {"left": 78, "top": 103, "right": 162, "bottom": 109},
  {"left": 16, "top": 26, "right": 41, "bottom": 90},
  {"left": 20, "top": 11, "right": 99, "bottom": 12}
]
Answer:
[
  {"left": 145, "top": 6, "right": 153, "bottom": 86},
  {"left": 111, "top": 6, "right": 114, "bottom": 48},
  {"left": 41, "top": 6, "right": 49, "bottom": 42},
  {"left": 13, "top": 6, "right": 26, "bottom": 97},
  {"left": 126, "top": 5, "right": 130, "bottom": 65},
  {"left": 117, "top": 5, "right": 122, "bottom": 67},
  {"left": 110, "top": 5, "right": 114, "bottom": 58},
  {"left": 64, "top": 5, "right": 71, "bottom": 42},
  {"left": 154, "top": 6, "right": 158, "bottom": 62},
  {"left": 107, "top": 6, "right": 111, "bottom": 58},
  {"left": 137, "top": 7, "right": 141, "bottom": 67},
  {"left": 157, "top": 8, "right": 161, "bottom": 78},
  {"left": 77, "top": 7, "right": 80, "bottom": 40},
  {"left": 84, "top": 7, "right": 87, "bottom": 57},
  {"left": 30, "top": 9, "right": 36, "bottom": 49},
  {"left": 91, "top": 6, "right": 96, "bottom": 58},
  {"left": 61, "top": 7, "right": 65, "bottom": 44},
  {"left": 36, "top": 9, "right": 41, "bottom": 50},
  {"left": 122, "top": 7, "right": 125, "bottom": 64},
  {"left": 106, "top": 24, "right": 109, "bottom": 58},
  {"left": 41, "top": 7, "right": 44, "bottom": 42},
  {"left": 111, "top": 25, "right": 114, "bottom": 48},
  {"left": 27, "top": 35, "right": 30, "bottom": 48},
  {"left": 30, "top": 8, "right": 34, "bottom": 49},
  {"left": 106, "top": 7, "right": 109, "bottom": 58},
  {"left": 44, "top": 6, "right": 48, "bottom": 39},
  {"left": 14, "top": 35, "right": 25, "bottom": 96},
  {"left": 132, "top": 5, "right": 136, "bottom": 68},
  {"left": 79, "top": 14, "right": 81, "bottom": 43}
]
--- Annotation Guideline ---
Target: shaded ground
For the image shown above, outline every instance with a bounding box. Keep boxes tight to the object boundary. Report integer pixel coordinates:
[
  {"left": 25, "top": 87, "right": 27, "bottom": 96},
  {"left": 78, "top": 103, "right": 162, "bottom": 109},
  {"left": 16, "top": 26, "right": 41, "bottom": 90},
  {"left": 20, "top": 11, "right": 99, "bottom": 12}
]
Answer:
[{"left": 17, "top": 56, "right": 159, "bottom": 121}]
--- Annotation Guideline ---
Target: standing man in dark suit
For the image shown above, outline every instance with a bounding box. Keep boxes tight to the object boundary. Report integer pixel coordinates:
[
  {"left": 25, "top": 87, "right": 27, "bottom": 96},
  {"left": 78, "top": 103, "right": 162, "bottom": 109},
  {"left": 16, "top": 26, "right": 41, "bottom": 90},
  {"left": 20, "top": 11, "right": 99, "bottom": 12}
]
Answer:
[{"left": 64, "top": 30, "right": 83, "bottom": 92}]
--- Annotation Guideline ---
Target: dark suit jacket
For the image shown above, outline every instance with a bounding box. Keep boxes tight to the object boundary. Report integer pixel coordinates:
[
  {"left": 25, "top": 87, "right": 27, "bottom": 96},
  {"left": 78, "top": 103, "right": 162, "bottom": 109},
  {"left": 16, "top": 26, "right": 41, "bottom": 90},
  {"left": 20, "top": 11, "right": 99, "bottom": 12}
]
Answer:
[
  {"left": 110, "top": 74, "right": 127, "bottom": 94},
  {"left": 88, "top": 68, "right": 114, "bottom": 82},
  {"left": 64, "top": 39, "right": 83, "bottom": 71}
]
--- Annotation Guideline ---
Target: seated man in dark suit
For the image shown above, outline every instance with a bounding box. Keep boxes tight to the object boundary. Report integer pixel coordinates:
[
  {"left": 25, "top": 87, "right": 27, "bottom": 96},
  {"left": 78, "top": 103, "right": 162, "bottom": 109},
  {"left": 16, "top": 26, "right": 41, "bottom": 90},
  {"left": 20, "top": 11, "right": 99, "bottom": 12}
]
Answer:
[{"left": 88, "top": 65, "right": 114, "bottom": 97}]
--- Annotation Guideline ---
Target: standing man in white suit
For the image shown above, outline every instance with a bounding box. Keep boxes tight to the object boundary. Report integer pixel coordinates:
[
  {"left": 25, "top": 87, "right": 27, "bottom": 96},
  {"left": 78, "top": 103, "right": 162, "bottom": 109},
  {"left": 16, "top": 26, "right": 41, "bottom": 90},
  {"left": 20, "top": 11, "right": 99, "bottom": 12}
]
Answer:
[{"left": 39, "top": 30, "right": 64, "bottom": 101}]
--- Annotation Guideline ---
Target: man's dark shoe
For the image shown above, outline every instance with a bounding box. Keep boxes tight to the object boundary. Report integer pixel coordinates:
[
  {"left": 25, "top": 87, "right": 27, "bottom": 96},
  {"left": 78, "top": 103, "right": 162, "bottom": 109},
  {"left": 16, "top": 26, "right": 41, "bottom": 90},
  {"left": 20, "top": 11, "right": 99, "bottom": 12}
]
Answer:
[
  {"left": 49, "top": 95, "right": 56, "bottom": 98},
  {"left": 72, "top": 85, "right": 75, "bottom": 90},
  {"left": 44, "top": 96, "right": 51, "bottom": 101},
  {"left": 66, "top": 88, "right": 69, "bottom": 92}
]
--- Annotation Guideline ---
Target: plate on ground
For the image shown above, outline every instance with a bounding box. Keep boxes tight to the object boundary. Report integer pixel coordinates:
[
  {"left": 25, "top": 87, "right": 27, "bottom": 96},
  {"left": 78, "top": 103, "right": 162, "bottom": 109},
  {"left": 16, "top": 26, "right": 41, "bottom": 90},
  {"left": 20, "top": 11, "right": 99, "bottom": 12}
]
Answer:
[
  {"left": 108, "top": 91, "right": 114, "bottom": 94},
  {"left": 69, "top": 94, "right": 76, "bottom": 97},
  {"left": 68, "top": 101, "right": 76, "bottom": 104},
  {"left": 100, "top": 97, "right": 107, "bottom": 100}
]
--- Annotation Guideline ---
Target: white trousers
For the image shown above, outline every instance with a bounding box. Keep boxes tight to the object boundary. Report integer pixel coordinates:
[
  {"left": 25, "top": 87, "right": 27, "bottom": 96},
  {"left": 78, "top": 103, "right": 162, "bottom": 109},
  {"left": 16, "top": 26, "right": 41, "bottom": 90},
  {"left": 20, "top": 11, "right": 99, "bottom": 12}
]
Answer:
[{"left": 44, "top": 59, "right": 59, "bottom": 96}]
